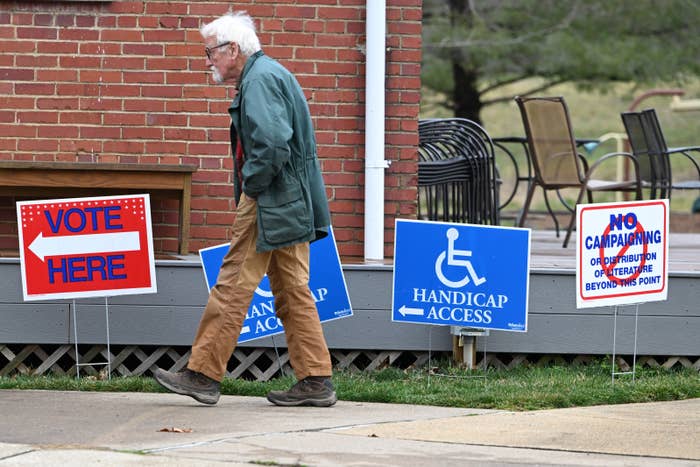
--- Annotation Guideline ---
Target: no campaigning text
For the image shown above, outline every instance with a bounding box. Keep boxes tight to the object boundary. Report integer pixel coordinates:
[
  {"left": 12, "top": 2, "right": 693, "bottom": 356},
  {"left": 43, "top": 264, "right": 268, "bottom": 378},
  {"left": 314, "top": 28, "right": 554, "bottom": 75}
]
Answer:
[{"left": 584, "top": 229, "right": 662, "bottom": 250}]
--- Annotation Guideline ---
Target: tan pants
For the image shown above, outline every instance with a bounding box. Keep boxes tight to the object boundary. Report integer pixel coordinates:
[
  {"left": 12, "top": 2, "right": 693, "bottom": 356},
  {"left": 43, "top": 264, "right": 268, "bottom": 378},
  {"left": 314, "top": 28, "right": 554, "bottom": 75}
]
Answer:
[{"left": 187, "top": 194, "right": 332, "bottom": 382}]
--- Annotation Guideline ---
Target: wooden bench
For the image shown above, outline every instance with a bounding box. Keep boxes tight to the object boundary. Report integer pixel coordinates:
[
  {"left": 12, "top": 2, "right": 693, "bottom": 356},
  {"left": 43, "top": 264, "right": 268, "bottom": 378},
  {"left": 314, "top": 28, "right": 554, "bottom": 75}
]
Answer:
[{"left": 0, "top": 161, "right": 197, "bottom": 255}]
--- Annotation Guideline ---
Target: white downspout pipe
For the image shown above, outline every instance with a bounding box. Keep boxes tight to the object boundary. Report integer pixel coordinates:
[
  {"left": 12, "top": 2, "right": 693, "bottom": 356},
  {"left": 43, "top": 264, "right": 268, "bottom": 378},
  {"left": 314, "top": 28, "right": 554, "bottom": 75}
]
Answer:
[{"left": 365, "top": 0, "right": 389, "bottom": 261}]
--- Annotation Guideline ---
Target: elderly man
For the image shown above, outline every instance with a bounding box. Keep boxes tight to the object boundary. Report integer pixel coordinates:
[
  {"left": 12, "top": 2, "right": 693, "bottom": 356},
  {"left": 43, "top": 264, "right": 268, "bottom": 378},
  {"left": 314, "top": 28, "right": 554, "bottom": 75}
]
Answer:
[{"left": 154, "top": 11, "right": 335, "bottom": 407}]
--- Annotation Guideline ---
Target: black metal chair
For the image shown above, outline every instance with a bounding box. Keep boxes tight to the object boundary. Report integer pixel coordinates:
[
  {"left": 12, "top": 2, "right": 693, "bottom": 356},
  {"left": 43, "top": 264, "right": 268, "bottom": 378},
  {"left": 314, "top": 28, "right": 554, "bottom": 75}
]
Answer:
[
  {"left": 515, "top": 96, "right": 642, "bottom": 248},
  {"left": 620, "top": 111, "right": 668, "bottom": 199},
  {"left": 418, "top": 118, "right": 500, "bottom": 225},
  {"left": 622, "top": 108, "right": 700, "bottom": 200}
]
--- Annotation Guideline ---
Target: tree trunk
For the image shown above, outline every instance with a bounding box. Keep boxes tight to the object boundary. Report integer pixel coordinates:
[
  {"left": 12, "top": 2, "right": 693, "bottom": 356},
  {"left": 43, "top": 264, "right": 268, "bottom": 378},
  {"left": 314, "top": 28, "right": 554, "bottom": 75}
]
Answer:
[
  {"left": 447, "top": 0, "right": 481, "bottom": 123},
  {"left": 452, "top": 60, "right": 482, "bottom": 123}
]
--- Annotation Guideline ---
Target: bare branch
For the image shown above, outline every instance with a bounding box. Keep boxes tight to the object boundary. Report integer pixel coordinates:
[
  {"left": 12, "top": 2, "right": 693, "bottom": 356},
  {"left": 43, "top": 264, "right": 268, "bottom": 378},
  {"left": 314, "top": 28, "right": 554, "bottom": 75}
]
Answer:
[
  {"left": 480, "top": 74, "right": 529, "bottom": 95},
  {"left": 481, "top": 78, "right": 568, "bottom": 106}
]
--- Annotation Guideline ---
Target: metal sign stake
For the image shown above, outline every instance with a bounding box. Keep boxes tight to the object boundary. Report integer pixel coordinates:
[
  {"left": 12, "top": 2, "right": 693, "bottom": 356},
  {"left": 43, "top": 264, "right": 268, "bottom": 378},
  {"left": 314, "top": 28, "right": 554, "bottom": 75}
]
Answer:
[
  {"left": 611, "top": 303, "right": 639, "bottom": 383},
  {"left": 271, "top": 334, "right": 285, "bottom": 377},
  {"left": 427, "top": 327, "right": 488, "bottom": 387},
  {"left": 71, "top": 298, "right": 112, "bottom": 380},
  {"left": 103, "top": 297, "right": 112, "bottom": 379},
  {"left": 72, "top": 299, "right": 79, "bottom": 379},
  {"left": 427, "top": 325, "right": 432, "bottom": 388}
]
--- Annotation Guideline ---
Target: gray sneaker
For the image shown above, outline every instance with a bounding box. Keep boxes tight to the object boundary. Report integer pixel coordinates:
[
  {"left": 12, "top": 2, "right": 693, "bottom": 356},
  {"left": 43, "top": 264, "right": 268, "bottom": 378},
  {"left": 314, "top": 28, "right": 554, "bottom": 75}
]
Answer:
[
  {"left": 154, "top": 368, "right": 220, "bottom": 405},
  {"left": 266, "top": 376, "right": 337, "bottom": 407}
]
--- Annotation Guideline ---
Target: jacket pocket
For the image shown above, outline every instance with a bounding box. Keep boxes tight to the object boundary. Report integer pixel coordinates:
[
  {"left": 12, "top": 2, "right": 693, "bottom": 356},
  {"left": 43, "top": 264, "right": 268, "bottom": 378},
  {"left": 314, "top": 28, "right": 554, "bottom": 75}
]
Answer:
[{"left": 257, "top": 184, "right": 311, "bottom": 244}]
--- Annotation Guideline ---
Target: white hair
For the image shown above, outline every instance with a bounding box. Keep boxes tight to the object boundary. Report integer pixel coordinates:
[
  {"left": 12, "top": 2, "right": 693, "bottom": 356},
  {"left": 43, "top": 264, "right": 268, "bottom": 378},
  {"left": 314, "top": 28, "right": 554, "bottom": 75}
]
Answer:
[{"left": 200, "top": 11, "right": 261, "bottom": 57}]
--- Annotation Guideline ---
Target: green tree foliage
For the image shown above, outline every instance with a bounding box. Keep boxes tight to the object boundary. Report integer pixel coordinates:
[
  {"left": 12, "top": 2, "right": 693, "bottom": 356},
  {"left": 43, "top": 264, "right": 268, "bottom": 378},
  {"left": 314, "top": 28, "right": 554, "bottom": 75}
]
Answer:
[{"left": 423, "top": 0, "right": 700, "bottom": 122}]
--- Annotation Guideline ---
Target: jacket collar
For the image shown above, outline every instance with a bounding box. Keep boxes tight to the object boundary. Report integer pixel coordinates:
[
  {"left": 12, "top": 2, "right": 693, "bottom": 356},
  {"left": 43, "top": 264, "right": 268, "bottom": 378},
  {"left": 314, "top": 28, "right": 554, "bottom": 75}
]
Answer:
[
  {"left": 238, "top": 50, "right": 264, "bottom": 89},
  {"left": 229, "top": 50, "right": 264, "bottom": 112}
]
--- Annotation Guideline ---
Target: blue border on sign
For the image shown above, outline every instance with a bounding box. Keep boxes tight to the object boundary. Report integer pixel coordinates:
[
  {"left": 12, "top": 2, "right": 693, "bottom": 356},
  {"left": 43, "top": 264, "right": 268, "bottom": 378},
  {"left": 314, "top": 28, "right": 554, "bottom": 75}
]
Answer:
[{"left": 392, "top": 219, "right": 530, "bottom": 332}]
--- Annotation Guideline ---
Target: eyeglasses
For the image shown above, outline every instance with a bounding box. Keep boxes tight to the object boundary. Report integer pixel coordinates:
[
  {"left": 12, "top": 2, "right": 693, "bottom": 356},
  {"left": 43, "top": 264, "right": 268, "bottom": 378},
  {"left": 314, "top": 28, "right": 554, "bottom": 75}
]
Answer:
[{"left": 205, "top": 41, "right": 231, "bottom": 60}]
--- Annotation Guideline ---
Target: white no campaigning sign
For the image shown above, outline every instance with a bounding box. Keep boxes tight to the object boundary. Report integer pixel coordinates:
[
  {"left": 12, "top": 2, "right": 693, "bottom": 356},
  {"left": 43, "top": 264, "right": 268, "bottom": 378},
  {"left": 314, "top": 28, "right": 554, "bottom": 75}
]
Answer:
[{"left": 576, "top": 200, "right": 669, "bottom": 308}]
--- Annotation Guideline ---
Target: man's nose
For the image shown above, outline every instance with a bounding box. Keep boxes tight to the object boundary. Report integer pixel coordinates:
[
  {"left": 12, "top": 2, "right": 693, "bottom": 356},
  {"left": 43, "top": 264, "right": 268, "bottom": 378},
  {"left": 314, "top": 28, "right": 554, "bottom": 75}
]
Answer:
[{"left": 205, "top": 57, "right": 213, "bottom": 67}]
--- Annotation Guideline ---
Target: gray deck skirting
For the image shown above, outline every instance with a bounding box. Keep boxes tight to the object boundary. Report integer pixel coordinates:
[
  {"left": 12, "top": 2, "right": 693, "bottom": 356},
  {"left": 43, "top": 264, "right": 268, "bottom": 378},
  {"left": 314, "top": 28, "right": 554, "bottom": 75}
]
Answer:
[{"left": 1, "top": 256, "right": 698, "bottom": 356}]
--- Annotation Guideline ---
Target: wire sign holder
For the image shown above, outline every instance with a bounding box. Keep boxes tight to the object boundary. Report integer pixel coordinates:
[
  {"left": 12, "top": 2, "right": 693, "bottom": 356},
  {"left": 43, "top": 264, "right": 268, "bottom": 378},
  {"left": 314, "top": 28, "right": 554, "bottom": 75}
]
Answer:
[
  {"left": 610, "top": 303, "right": 640, "bottom": 383},
  {"left": 71, "top": 298, "right": 112, "bottom": 379},
  {"left": 392, "top": 219, "right": 530, "bottom": 388},
  {"left": 426, "top": 326, "right": 490, "bottom": 390},
  {"left": 575, "top": 200, "right": 669, "bottom": 385},
  {"left": 15, "top": 194, "right": 158, "bottom": 380}
]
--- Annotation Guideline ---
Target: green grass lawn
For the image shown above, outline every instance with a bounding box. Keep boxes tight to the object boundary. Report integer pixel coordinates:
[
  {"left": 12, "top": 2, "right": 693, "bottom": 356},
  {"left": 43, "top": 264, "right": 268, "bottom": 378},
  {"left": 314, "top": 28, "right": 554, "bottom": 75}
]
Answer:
[{"left": 2, "top": 361, "right": 698, "bottom": 411}]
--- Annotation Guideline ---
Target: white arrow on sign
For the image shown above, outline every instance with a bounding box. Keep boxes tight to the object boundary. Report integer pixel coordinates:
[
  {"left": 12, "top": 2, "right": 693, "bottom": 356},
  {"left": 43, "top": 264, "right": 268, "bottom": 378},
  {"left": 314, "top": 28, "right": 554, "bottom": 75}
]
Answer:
[
  {"left": 398, "top": 305, "right": 424, "bottom": 317},
  {"left": 241, "top": 326, "right": 251, "bottom": 334},
  {"left": 29, "top": 231, "right": 141, "bottom": 262}
]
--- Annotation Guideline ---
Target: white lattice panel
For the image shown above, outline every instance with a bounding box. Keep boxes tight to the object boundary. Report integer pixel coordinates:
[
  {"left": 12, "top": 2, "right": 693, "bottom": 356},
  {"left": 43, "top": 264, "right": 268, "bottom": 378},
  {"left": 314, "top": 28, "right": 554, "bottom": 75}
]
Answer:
[{"left": 0, "top": 344, "right": 697, "bottom": 380}]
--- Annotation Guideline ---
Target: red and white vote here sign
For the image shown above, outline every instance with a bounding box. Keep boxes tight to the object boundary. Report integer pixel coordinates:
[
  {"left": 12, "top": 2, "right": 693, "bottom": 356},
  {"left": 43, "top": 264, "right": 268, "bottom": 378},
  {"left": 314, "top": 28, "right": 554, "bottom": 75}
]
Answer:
[
  {"left": 576, "top": 199, "right": 669, "bottom": 308},
  {"left": 17, "top": 194, "right": 157, "bottom": 301}
]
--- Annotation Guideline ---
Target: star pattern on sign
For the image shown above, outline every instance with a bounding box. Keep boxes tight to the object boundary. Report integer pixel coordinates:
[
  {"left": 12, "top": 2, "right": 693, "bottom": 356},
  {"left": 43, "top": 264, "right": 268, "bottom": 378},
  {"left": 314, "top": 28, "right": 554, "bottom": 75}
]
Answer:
[
  {"left": 127, "top": 197, "right": 146, "bottom": 221},
  {"left": 20, "top": 205, "right": 34, "bottom": 228},
  {"left": 20, "top": 196, "right": 148, "bottom": 228}
]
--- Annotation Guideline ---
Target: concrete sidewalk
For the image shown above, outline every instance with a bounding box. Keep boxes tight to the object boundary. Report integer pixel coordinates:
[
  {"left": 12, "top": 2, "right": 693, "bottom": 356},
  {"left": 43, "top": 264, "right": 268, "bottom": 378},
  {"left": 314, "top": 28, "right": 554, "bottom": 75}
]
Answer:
[{"left": 0, "top": 390, "right": 697, "bottom": 466}]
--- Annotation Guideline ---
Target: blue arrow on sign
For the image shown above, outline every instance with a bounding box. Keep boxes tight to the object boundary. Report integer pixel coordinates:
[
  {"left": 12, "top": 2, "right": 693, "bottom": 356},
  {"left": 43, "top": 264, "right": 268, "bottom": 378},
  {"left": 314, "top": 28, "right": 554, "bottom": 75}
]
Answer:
[
  {"left": 199, "top": 227, "right": 353, "bottom": 343},
  {"left": 392, "top": 219, "right": 530, "bottom": 332}
]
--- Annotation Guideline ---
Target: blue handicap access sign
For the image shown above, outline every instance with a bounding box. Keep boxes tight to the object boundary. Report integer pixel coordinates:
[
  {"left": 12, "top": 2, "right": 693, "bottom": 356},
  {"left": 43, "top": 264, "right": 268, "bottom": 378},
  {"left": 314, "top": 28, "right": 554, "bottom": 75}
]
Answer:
[
  {"left": 199, "top": 227, "right": 352, "bottom": 343},
  {"left": 392, "top": 219, "right": 530, "bottom": 332}
]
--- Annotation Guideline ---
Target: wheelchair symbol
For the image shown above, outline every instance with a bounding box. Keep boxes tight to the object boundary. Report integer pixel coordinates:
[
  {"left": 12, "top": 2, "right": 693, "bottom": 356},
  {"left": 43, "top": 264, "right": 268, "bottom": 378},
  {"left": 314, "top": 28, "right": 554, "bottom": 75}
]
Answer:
[
  {"left": 435, "top": 228, "right": 486, "bottom": 288},
  {"left": 255, "top": 277, "right": 273, "bottom": 298}
]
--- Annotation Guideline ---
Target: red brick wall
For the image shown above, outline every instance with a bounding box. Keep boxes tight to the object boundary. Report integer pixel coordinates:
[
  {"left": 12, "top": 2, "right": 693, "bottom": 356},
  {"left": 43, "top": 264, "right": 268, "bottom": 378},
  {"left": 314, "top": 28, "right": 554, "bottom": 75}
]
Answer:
[{"left": 0, "top": 1, "right": 421, "bottom": 260}]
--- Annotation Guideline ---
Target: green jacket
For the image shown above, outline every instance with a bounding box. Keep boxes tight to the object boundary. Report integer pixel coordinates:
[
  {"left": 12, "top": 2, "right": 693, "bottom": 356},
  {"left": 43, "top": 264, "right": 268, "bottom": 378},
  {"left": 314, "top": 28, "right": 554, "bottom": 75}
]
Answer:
[{"left": 229, "top": 51, "right": 330, "bottom": 252}]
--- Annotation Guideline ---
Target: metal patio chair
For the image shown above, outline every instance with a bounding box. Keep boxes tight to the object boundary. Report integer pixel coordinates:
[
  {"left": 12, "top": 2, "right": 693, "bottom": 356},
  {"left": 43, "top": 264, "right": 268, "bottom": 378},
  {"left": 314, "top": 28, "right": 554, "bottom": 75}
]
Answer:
[
  {"left": 622, "top": 108, "right": 700, "bottom": 200},
  {"left": 515, "top": 96, "right": 642, "bottom": 248},
  {"left": 620, "top": 110, "right": 668, "bottom": 199}
]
